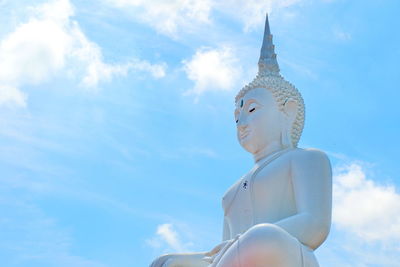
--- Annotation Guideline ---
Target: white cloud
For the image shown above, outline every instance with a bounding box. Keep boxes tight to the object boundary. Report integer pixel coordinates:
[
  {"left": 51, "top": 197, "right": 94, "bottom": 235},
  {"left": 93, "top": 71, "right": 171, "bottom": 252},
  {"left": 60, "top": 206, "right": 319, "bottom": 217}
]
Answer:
[
  {"left": 157, "top": 224, "right": 185, "bottom": 251},
  {"left": 0, "top": 0, "right": 166, "bottom": 107},
  {"left": 70, "top": 27, "right": 166, "bottom": 87},
  {"left": 333, "top": 163, "right": 400, "bottom": 243},
  {"left": 333, "top": 28, "right": 352, "bottom": 42},
  {"left": 106, "top": 0, "right": 213, "bottom": 37},
  {"left": 0, "top": 85, "right": 27, "bottom": 107},
  {"left": 147, "top": 223, "right": 192, "bottom": 253},
  {"left": 183, "top": 46, "right": 241, "bottom": 96}
]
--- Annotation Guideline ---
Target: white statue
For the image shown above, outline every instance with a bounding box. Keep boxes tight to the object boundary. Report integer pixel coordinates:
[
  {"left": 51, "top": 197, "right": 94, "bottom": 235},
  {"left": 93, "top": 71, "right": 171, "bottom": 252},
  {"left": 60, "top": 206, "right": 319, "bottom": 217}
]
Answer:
[{"left": 150, "top": 14, "right": 332, "bottom": 267}]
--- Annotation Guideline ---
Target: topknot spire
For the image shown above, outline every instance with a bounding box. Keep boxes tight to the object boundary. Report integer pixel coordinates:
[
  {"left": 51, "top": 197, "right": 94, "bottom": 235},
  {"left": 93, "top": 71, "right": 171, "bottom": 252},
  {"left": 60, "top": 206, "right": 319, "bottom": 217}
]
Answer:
[{"left": 258, "top": 13, "right": 280, "bottom": 76}]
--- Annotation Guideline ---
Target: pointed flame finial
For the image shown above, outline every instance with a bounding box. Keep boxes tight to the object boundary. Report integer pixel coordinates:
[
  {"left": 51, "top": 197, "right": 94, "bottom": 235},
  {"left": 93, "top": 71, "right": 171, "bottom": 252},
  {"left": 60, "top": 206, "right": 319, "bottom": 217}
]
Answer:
[{"left": 258, "top": 13, "right": 280, "bottom": 76}]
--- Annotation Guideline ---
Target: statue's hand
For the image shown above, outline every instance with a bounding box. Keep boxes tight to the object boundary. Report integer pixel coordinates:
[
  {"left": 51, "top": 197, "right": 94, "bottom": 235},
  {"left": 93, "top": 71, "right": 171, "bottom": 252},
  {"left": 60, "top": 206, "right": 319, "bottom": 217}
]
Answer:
[
  {"left": 205, "top": 240, "right": 231, "bottom": 257},
  {"left": 150, "top": 254, "right": 176, "bottom": 267},
  {"left": 203, "top": 236, "right": 240, "bottom": 266},
  {"left": 150, "top": 253, "right": 208, "bottom": 267},
  {"left": 202, "top": 239, "right": 233, "bottom": 264}
]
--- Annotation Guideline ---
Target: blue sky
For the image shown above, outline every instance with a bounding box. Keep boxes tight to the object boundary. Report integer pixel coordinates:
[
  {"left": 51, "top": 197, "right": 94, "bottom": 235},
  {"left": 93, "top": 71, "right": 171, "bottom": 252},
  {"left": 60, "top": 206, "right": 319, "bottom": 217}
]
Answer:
[{"left": 0, "top": 0, "right": 399, "bottom": 266}]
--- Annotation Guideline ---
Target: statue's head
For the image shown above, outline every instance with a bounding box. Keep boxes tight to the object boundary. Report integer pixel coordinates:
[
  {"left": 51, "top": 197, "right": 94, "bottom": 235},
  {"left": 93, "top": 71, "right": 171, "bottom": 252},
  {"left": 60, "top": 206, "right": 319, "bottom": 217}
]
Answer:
[{"left": 234, "top": 14, "right": 305, "bottom": 155}]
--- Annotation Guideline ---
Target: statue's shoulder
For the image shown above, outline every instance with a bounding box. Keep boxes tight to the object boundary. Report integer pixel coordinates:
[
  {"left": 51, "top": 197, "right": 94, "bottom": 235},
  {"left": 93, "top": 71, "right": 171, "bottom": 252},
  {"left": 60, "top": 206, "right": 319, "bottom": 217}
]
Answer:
[{"left": 287, "top": 147, "right": 331, "bottom": 168}]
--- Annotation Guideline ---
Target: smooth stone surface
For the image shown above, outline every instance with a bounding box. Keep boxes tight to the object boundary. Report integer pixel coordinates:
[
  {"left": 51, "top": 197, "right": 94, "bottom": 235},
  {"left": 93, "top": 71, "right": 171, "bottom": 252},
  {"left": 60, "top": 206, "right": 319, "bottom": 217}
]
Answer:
[{"left": 150, "top": 13, "right": 332, "bottom": 267}]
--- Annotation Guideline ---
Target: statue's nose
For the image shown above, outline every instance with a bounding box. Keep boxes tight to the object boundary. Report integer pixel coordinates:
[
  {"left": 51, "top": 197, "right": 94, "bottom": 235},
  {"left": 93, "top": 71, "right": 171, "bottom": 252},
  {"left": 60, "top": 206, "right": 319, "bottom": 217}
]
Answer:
[
  {"left": 237, "top": 112, "right": 248, "bottom": 128},
  {"left": 237, "top": 123, "right": 248, "bottom": 132}
]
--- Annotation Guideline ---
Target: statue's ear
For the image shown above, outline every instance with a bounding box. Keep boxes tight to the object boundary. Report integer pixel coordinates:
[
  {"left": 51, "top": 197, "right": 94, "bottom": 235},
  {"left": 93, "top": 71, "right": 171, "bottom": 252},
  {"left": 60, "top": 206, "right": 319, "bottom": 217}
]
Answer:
[{"left": 283, "top": 98, "right": 298, "bottom": 124}]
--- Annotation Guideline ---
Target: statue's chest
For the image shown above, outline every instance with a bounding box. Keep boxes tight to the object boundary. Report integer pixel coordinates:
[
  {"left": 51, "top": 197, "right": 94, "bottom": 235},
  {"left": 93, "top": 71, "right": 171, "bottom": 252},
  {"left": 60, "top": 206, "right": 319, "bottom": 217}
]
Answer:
[
  {"left": 222, "top": 160, "right": 295, "bottom": 235},
  {"left": 252, "top": 162, "right": 295, "bottom": 216}
]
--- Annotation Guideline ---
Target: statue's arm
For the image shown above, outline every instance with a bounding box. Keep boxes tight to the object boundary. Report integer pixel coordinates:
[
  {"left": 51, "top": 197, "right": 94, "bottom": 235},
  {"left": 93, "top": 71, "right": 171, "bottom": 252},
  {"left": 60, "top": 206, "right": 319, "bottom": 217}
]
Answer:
[
  {"left": 222, "top": 216, "right": 231, "bottom": 241},
  {"left": 275, "top": 149, "right": 332, "bottom": 249}
]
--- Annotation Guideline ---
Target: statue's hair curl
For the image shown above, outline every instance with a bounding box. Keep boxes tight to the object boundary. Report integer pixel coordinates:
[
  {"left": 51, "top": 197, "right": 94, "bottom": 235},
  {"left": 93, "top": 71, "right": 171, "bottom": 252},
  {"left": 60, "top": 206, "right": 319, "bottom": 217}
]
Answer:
[{"left": 235, "top": 74, "right": 305, "bottom": 147}]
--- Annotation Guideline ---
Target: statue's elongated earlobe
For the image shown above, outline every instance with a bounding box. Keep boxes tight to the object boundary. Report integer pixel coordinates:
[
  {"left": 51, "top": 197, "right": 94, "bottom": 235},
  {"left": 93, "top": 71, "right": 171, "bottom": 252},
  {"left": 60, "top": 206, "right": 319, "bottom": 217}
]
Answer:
[{"left": 280, "top": 118, "right": 293, "bottom": 148}]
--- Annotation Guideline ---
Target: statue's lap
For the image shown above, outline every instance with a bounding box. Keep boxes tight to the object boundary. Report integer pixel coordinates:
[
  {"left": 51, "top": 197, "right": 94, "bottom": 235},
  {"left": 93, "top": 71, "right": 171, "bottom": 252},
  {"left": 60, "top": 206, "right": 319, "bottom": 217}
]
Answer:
[{"left": 215, "top": 224, "right": 318, "bottom": 267}]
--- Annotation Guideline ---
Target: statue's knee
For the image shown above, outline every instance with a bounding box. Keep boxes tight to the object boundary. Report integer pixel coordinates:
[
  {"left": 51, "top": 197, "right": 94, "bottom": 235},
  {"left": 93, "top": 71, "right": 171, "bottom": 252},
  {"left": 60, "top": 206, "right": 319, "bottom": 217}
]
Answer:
[
  {"left": 240, "top": 224, "right": 292, "bottom": 259},
  {"left": 246, "top": 224, "right": 288, "bottom": 246}
]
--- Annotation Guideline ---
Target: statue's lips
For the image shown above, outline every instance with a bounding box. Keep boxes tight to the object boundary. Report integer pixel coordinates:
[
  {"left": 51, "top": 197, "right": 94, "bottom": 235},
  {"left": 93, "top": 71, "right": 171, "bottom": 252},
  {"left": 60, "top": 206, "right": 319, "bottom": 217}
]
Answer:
[{"left": 239, "top": 130, "right": 250, "bottom": 140}]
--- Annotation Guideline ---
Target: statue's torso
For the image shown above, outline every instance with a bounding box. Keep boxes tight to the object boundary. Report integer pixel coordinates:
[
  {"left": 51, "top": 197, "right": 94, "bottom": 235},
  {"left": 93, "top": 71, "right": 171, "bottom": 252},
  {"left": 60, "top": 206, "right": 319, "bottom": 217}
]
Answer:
[{"left": 223, "top": 150, "right": 298, "bottom": 237}]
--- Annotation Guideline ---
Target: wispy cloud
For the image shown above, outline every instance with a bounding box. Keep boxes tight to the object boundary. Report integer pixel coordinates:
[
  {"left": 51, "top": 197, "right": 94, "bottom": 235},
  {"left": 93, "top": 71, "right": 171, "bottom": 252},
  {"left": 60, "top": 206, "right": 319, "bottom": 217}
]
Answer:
[
  {"left": 0, "top": 0, "right": 166, "bottom": 107},
  {"left": 146, "top": 223, "right": 193, "bottom": 253},
  {"left": 0, "top": 195, "right": 106, "bottom": 267},
  {"left": 105, "top": 0, "right": 213, "bottom": 38},
  {"left": 105, "top": 0, "right": 305, "bottom": 36},
  {"left": 333, "top": 28, "right": 352, "bottom": 42},
  {"left": 182, "top": 46, "right": 241, "bottom": 97},
  {"left": 216, "top": 0, "right": 304, "bottom": 31}
]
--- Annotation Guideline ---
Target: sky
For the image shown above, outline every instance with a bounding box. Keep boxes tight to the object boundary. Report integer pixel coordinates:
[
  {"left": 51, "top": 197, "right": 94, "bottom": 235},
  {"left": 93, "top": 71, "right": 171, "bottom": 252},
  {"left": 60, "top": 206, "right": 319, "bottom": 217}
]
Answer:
[{"left": 0, "top": 0, "right": 400, "bottom": 266}]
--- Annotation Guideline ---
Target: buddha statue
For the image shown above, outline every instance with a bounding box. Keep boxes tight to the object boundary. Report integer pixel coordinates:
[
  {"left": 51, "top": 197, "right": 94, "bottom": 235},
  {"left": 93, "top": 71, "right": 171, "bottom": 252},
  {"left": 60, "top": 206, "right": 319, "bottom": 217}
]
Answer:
[{"left": 150, "top": 14, "right": 332, "bottom": 267}]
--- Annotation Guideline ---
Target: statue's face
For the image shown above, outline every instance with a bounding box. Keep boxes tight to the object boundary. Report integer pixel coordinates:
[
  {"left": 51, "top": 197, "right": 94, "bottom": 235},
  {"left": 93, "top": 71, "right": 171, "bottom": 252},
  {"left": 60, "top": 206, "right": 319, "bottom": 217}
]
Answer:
[{"left": 234, "top": 87, "right": 283, "bottom": 155}]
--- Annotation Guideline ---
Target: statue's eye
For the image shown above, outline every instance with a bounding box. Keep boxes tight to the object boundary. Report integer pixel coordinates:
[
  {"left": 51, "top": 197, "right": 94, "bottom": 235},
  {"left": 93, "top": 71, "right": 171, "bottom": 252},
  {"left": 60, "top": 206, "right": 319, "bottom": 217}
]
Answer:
[
  {"left": 235, "top": 119, "right": 239, "bottom": 123},
  {"left": 249, "top": 107, "right": 255, "bottom": 113}
]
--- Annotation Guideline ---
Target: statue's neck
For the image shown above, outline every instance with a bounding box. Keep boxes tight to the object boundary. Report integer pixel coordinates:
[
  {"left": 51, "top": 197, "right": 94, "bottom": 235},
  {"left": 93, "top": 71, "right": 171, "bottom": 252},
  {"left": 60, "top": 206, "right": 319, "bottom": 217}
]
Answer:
[{"left": 253, "top": 141, "right": 287, "bottom": 163}]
